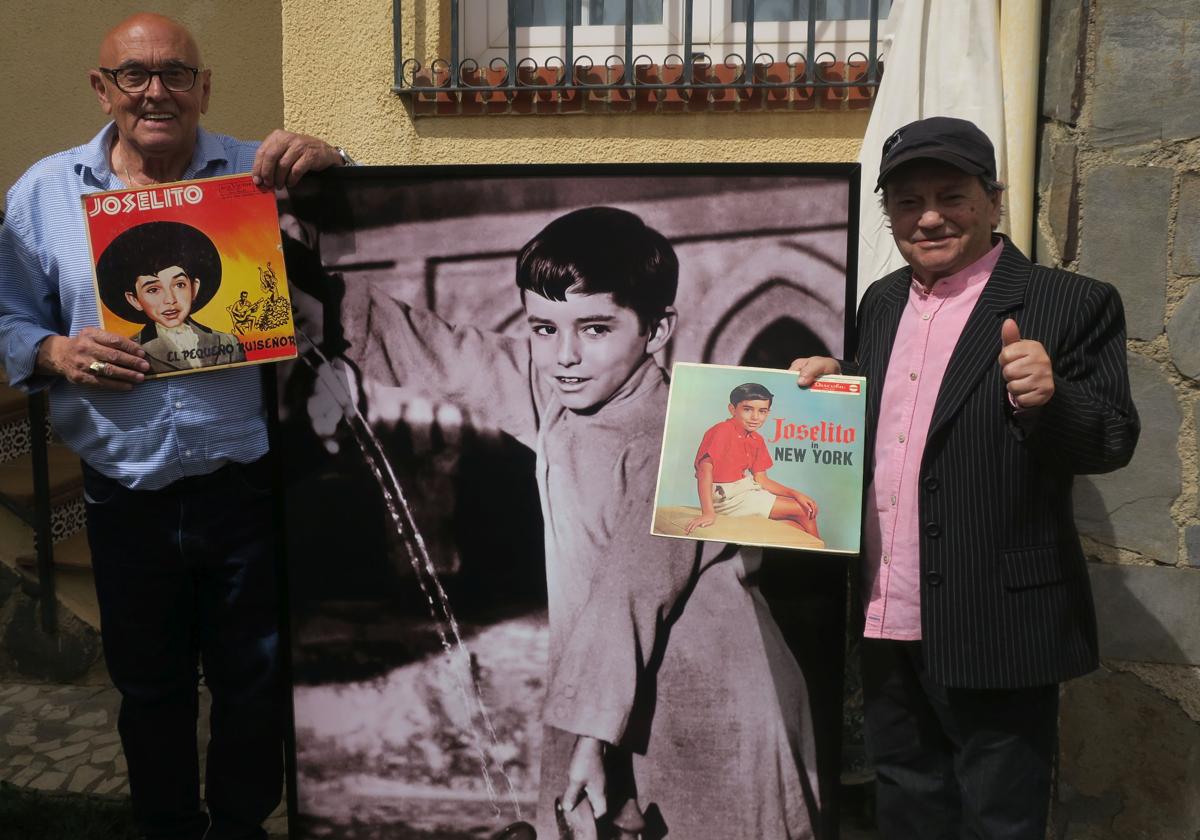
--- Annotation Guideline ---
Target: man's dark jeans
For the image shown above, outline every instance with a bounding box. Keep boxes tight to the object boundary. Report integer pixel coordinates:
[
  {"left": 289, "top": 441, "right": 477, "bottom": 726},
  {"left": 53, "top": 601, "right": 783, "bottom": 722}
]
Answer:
[
  {"left": 862, "top": 638, "right": 1059, "bottom": 840},
  {"left": 82, "top": 458, "right": 282, "bottom": 840}
]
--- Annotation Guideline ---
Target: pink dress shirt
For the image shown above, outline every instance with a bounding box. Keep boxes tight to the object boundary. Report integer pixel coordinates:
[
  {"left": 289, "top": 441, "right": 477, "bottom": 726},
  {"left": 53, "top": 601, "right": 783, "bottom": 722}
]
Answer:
[{"left": 862, "top": 240, "right": 1004, "bottom": 640}]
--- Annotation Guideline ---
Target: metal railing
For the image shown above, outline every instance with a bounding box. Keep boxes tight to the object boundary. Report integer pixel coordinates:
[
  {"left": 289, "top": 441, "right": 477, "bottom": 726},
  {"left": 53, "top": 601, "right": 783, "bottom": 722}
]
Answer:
[
  {"left": 28, "top": 393, "right": 57, "bottom": 633},
  {"left": 0, "top": 207, "right": 58, "bottom": 633},
  {"left": 0, "top": 393, "right": 59, "bottom": 634},
  {"left": 393, "top": 0, "right": 884, "bottom": 106}
]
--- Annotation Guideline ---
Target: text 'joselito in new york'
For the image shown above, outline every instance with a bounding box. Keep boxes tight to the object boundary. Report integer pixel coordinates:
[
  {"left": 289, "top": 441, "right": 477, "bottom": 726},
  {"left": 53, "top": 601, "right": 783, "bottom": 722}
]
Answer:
[{"left": 770, "top": 419, "right": 857, "bottom": 466}]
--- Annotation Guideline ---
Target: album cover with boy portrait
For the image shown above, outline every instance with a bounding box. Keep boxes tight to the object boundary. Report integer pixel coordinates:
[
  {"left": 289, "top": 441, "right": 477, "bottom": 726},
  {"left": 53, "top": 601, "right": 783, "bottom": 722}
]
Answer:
[
  {"left": 653, "top": 362, "right": 866, "bottom": 554},
  {"left": 82, "top": 173, "right": 297, "bottom": 378}
]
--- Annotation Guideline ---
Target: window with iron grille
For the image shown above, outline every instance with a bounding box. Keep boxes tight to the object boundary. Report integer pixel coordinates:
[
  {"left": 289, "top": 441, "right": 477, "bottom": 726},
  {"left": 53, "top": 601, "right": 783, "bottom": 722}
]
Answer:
[{"left": 395, "top": 0, "right": 891, "bottom": 114}]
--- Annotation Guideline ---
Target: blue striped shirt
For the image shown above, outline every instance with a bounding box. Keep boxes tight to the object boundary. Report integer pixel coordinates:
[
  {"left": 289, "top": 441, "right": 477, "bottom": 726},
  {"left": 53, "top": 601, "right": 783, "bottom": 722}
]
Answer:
[{"left": 0, "top": 124, "right": 269, "bottom": 490}]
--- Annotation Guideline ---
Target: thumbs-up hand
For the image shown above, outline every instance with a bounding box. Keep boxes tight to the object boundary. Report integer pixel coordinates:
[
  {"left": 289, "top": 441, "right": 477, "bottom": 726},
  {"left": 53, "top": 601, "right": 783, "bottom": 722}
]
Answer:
[
  {"left": 1001, "top": 318, "right": 1021, "bottom": 348},
  {"left": 998, "top": 317, "right": 1054, "bottom": 409}
]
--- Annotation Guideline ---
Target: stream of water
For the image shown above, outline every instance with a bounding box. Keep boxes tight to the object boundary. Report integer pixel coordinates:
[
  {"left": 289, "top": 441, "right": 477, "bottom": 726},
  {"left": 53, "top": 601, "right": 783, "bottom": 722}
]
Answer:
[{"left": 298, "top": 334, "right": 524, "bottom": 824}]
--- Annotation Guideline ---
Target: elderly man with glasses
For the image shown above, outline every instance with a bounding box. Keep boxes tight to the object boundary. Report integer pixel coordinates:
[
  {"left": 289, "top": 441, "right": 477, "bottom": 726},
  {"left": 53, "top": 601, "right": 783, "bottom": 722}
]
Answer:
[{"left": 0, "top": 13, "right": 348, "bottom": 840}]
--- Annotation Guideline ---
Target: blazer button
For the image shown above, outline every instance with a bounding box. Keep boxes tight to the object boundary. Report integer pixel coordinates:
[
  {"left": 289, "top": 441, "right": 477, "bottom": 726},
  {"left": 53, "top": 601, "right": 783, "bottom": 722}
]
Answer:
[
  {"left": 923, "top": 476, "right": 939, "bottom": 492},
  {"left": 925, "top": 522, "right": 941, "bottom": 538},
  {"left": 926, "top": 571, "right": 943, "bottom": 586}
]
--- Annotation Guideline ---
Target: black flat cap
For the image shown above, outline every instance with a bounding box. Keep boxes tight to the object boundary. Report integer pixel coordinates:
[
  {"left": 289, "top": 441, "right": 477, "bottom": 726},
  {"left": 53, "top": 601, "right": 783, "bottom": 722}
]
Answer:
[{"left": 875, "top": 116, "right": 999, "bottom": 191}]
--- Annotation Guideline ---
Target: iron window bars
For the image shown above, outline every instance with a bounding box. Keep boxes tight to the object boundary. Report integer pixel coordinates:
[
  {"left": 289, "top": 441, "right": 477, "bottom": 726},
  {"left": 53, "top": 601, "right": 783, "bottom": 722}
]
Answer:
[{"left": 393, "top": 0, "right": 884, "bottom": 111}]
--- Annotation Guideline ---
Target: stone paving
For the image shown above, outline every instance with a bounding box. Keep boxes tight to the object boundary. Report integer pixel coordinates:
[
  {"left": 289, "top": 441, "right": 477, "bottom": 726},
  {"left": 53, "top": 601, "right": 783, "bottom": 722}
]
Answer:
[
  {"left": 0, "top": 680, "right": 287, "bottom": 837},
  {"left": 0, "top": 682, "right": 126, "bottom": 796},
  {"left": 0, "top": 676, "right": 875, "bottom": 839}
]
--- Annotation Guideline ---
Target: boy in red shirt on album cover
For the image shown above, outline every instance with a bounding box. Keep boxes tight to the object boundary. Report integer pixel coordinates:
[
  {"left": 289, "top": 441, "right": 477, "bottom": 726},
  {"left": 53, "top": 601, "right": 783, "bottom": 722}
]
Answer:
[{"left": 685, "top": 382, "right": 821, "bottom": 538}]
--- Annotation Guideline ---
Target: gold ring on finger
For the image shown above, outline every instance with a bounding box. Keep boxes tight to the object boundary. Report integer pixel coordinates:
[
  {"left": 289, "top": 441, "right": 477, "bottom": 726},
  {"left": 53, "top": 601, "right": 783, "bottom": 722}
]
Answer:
[{"left": 88, "top": 360, "right": 108, "bottom": 375}]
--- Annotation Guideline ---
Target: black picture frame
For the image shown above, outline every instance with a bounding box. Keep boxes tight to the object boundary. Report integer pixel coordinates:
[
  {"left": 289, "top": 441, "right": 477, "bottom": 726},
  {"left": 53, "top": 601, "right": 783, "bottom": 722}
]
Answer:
[{"left": 274, "top": 162, "right": 861, "bottom": 840}]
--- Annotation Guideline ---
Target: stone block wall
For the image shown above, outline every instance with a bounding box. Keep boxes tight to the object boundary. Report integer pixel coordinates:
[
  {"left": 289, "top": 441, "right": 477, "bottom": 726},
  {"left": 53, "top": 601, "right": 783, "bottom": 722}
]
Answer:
[{"left": 1037, "top": 1, "right": 1200, "bottom": 837}]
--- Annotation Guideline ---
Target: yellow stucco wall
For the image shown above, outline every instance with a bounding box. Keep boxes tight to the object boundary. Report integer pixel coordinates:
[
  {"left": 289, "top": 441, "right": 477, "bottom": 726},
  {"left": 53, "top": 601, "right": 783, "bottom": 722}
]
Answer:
[
  {"left": 280, "top": 0, "right": 869, "bottom": 166},
  {"left": 0, "top": 1, "right": 283, "bottom": 208}
]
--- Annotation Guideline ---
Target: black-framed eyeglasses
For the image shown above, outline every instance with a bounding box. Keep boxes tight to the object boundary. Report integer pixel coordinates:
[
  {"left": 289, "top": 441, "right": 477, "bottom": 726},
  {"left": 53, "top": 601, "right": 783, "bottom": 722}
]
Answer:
[{"left": 99, "top": 65, "right": 200, "bottom": 93}]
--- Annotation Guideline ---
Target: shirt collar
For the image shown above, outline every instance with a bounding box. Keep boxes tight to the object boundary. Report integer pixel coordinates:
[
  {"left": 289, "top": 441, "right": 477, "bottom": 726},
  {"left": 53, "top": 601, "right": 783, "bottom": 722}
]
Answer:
[
  {"left": 74, "top": 122, "right": 230, "bottom": 188},
  {"left": 910, "top": 236, "right": 1004, "bottom": 299},
  {"left": 725, "top": 416, "right": 755, "bottom": 439},
  {"left": 576, "top": 354, "right": 665, "bottom": 417}
]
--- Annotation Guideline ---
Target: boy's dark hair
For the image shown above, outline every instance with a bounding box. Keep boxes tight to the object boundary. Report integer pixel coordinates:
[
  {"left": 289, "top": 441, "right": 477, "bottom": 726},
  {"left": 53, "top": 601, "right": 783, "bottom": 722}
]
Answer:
[
  {"left": 729, "top": 382, "right": 774, "bottom": 406},
  {"left": 96, "top": 221, "right": 222, "bottom": 323},
  {"left": 515, "top": 206, "right": 678, "bottom": 332}
]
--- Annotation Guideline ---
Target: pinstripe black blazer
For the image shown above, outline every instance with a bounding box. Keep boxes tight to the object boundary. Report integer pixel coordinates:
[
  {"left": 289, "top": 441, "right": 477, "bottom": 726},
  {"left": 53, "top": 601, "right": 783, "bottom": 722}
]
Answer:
[{"left": 855, "top": 237, "right": 1140, "bottom": 689}]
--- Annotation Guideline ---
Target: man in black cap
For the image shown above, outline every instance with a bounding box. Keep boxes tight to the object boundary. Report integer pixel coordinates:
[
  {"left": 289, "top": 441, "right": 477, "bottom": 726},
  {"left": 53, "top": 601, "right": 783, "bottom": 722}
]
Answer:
[{"left": 792, "top": 116, "right": 1139, "bottom": 838}]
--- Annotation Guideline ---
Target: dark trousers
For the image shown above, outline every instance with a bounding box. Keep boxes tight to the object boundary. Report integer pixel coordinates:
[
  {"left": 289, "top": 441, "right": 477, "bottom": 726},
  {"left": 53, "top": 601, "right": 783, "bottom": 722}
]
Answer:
[
  {"left": 83, "top": 459, "right": 283, "bottom": 840},
  {"left": 762, "top": 551, "right": 848, "bottom": 839},
  {"left": 861, "top": 639, "right": 1058, "bottom": 840}
]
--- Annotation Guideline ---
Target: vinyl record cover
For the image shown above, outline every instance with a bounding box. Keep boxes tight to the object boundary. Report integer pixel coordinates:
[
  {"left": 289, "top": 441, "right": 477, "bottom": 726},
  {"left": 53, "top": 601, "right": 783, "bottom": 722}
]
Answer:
[
  {"left": 82, "top": 173, "right": 297, "bottom": 378},
  {"left": 653, "top": 362, "right": 866, "bottom": 554}
]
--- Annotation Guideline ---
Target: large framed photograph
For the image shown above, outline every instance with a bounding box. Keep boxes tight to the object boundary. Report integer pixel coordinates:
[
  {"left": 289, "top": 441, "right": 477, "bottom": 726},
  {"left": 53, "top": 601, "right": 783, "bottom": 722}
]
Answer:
[{"left": 276, "top": 164, "right": 858, "bottom": 839}]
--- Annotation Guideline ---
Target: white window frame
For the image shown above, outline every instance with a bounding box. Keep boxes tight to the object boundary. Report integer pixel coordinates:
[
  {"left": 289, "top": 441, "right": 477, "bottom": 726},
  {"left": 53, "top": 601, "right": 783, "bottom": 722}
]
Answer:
[
  {"left": 464, "top": 0, "right": 887, "bottom": 66},
  {"left": 711, "top": 0, "right": 882, "bottom": 59}
]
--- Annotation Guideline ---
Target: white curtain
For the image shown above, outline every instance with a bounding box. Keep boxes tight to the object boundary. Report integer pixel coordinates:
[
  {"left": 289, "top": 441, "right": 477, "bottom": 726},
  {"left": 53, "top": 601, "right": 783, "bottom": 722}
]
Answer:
[{"left": 856, "top": 0, "right": 1007, "bottom": 301}]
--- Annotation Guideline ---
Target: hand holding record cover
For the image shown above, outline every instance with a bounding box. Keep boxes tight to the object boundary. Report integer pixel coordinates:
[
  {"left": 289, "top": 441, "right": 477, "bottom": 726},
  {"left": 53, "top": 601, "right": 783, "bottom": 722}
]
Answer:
[
  {"left": 653, "top": 362, "right": 866, "bottom": 553},
  {"left": 84, "top": 173, "right": 297, "bottom": 378}
]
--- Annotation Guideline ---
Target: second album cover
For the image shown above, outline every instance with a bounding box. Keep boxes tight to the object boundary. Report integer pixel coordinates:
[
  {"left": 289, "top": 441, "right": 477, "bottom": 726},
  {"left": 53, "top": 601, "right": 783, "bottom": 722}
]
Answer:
[{"left": 652, "top": 362, "right": 866, "bottom": 554}]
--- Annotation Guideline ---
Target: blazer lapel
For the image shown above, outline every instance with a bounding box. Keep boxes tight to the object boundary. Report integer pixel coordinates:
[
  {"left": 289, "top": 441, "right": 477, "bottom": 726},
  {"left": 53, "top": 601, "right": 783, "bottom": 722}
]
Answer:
[
  {"left": 863, "top": 271, "right": 909, "bottom": 481},
  {"left": 927, "top": 238, "right": 1030, "bottom": 439},
  {"left": 865, "top": 272, "right": 909, "bottom": 407}
]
